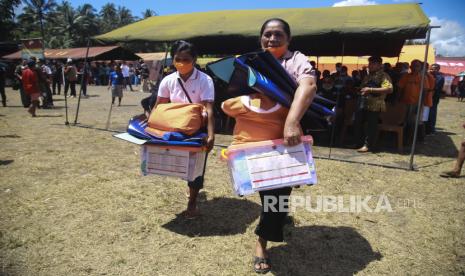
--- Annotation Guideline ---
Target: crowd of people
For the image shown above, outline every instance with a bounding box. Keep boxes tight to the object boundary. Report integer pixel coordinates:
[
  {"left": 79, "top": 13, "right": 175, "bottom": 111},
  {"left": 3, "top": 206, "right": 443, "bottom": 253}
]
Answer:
[
  {"left": 311, "top": 58, "right": 455, "bottom": 152},
  {"left": 88, "top": 60, "right": 151, "bottom": 91},
  {"left": 7, "top": 57, "right": 152, "bottom": 116}
]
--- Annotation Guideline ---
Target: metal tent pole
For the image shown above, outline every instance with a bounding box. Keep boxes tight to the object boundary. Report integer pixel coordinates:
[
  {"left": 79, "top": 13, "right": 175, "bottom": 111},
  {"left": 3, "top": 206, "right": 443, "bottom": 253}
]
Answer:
[
  {"left": 328, "top": 41, "right": 345, "bottom": 159},
  {"left": 408, "top": 27, "right": 434, "bottom": 170},
  {"left": 74, "top": 37, "right": 91, "bottom": 125},
  {"left": 161, "top": 42, "right": 169, "bottom": 77},
  {"left": 154, "top": 43, "right": 170, "bottom": 95},
  {"left": 63, "top": 58, "right": 69, "bottom": 125}
]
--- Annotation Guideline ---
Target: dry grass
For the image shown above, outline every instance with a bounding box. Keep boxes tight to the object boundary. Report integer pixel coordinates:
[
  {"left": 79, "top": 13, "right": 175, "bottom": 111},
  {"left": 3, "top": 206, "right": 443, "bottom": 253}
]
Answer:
[{"left": 0, "top": 85, "right": 464, "bottom": 276}]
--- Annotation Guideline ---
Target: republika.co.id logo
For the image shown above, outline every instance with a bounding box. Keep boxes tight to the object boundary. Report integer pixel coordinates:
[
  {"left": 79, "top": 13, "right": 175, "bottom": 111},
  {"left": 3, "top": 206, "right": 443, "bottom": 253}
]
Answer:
[{"left": 263, "top": 194, "right": 419, "bottom": 213}]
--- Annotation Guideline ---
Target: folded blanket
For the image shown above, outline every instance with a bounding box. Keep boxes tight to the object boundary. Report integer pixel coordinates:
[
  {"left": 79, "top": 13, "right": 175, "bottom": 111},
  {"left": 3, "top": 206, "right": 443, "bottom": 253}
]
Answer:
[{"left": 127, "top": 114, "right": 206, "bottom": 147}]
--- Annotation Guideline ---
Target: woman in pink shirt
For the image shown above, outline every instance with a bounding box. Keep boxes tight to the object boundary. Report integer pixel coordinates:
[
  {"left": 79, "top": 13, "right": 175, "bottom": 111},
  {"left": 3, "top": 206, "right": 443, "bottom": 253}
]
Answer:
[{"left": 250, "top": 18, "right": 317, "bottom": 274}]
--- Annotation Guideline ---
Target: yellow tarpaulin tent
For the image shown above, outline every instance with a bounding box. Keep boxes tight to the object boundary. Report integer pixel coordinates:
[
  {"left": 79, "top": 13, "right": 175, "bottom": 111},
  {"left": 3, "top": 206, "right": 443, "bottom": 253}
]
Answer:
[{"left": 95, "top": 3, "right": 429, "bottom": 57}]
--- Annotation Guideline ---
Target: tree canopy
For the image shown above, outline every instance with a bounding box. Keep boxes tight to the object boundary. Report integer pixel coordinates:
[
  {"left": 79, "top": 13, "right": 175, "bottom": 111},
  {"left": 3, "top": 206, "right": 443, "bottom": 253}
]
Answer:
[{"left": 2, "top": 0, "right": 150, "bottom": 49}]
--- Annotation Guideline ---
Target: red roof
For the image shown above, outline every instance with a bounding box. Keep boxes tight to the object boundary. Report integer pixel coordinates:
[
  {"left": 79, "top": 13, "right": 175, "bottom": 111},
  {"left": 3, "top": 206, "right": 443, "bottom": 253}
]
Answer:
[
  {"left": 2, "top": 46, "right": 139, "bottom": 60},
  {"left": 435, "top": 57, "right": 465, "bottom": 76}
]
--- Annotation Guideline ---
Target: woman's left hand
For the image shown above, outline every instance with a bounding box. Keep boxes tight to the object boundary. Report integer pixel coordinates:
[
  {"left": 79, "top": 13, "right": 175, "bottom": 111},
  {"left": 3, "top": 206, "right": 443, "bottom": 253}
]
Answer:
[{"left": 283, "top": 121, "right": 301, "bottom": 146}]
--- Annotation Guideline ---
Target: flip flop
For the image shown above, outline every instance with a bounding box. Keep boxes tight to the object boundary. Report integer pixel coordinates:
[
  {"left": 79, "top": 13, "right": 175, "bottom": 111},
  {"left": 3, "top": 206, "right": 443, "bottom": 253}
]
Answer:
[
  {"left": 182, "top": 208, "right": 200, "bottom": 220},
  {"left": 440, "top": 171, "right": 460, "bottom": 178},
  {"left": 254, "top": 256, "right": 271, "bottom": 274}
]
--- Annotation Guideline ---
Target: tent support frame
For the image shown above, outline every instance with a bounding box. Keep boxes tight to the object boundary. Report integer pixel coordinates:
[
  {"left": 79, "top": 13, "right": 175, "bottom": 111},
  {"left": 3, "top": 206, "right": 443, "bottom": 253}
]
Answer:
[
  {"left": 328, "top": 41, "right": 345, "bottom": 159},
  {"left": 408, "top": 26, "right": 439, "bottom": 170},
  {"left": 74, "top": 37, "right": 91, "bottom": 125},
  {"left": 63, "top": 59, "right": 69, "bottom": 126}
]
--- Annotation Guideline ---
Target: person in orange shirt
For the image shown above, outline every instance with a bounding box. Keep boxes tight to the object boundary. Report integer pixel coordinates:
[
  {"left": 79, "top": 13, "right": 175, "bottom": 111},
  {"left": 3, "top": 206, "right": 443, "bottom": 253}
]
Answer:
[
  {"left": 398, "top": 60, "right": 433, "bottom": 106},
  {"left": 424, "top": 65, "right": 435, "bottom": 109},
  {"left": 418, "top": 63, "right": 436, "bottom": 139},
  {"left": 398, "top": 60, "right": 433, "bottom": 141},
  {"left": 22, "top": 59, "right": 41, "bottom": 117}
]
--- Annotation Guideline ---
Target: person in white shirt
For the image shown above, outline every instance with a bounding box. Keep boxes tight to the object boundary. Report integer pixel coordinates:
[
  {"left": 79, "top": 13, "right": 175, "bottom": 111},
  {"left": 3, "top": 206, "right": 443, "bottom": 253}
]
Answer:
[
  {"left": 38, "top": 58, "right": 54, "bottom": 108},
  {"left": 120, "top": 61, "right": 134, "bottom": 91},
  {"left": 155, "top": 40, "right": 215, "bottom": 219}
]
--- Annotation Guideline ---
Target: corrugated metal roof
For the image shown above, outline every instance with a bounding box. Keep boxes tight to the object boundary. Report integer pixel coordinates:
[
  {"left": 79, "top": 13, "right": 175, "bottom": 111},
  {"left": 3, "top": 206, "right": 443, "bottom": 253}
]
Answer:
[
  {"left": 136, "top": 52, "right": 167, "bottom": 61},
  {"left": 436, "top": 57, "right": 465, "bottom": 76},
  {"left": 2, "top": 46, "right": 139, "bottom": 60}
]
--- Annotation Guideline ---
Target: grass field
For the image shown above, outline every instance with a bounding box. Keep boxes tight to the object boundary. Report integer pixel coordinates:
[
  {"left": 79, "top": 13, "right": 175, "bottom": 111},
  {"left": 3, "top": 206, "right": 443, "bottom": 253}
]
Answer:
[{"left": 0, "top": 85, "right": 464, "bottom": 275}]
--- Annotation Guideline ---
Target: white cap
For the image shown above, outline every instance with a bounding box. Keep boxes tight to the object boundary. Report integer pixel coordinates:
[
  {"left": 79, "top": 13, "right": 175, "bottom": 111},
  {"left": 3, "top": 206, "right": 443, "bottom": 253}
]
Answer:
[{"left": 67, "top": 58, "right": 73, "bottom": 63}]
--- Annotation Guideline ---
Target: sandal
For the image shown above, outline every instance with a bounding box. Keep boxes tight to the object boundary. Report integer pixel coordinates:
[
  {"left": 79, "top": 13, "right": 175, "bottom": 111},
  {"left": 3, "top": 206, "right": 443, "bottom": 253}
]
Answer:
[
  {"left": 440, "top": 171, "right": 460, "bottom": 178},
  {"left": 182, "top": 208, "right": 200, "bottom": 220},
  {"left": 254, "top": 256, "right": 271, "bottom": 274}
]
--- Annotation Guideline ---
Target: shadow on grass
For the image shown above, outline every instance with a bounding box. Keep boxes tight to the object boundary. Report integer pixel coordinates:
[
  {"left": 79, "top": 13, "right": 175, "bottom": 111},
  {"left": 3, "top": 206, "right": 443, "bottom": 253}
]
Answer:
[
  {"left": 268, "top": 225, "right": 382, "bottom": 275},
  {"left": 412, "top": 131, "right": 459, "bottom": 158},
  {"left": 52, "top": 98, "right": 98, "bottom": 102},
  {"left": 310, "top": 127, "right": 459, "bottom": 171},
  {"left": 0, "top": 134, "right": 20, "bottom": 138},
  {"left": 0, "top": 160, "right": 14, "bottom": 166},
  {"left": 162, "top": 197, "right": 261, "bottom": 237},
  {"left": 35, "top": 114, "right": 63, "bottom": 118},
  {"left": 49, "top": 123, "right": 122, "bottom": 133},
  {"left": 3, "top": 105, "right": 28, "bottom": 108},
  {"left": 116, "top": 104, "right": 138, "bottom": 107},
  {"left": 38, "top": 106, "right": 66, "bottom": 110}
]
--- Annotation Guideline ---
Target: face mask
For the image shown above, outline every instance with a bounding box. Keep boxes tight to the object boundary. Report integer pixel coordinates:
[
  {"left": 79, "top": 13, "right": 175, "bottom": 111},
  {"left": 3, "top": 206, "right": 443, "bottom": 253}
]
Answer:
[
  {"left": 174, "top": 62, "right": 194, "bottom": 75},
  {"left": 266, "top": 45, "right": 287, "bottom": 59}
]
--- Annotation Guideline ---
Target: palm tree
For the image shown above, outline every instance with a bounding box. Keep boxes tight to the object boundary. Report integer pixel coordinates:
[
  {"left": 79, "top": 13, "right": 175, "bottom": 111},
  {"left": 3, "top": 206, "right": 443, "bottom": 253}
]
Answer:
[
  {"left": 75, "top": 3, "right": 100, "bottom": 44},
  {"left": 142, "top": 9, "right": 157, "bottom": 19},
  {"left": 59, "top": 2, "right": 75, "bottom": 37},
  {"left": 47, "top": 32, "right": 74, "bottom": 48},
  {"left": 117, "top": 6, "right": 136, "bottom": 27},
  {"left": 22, "top": 0, "right": 57, "bottom": 47},
  {"left": 16, "top": 5, "right": 41, "bottom": 38},
  {"left": 99, "top": 3, "right": 117, "bottom": 33},
  {"left": 47, "top": 1, "right": 98, "bottom": 47},
  {"left": 0, "top": 0, "right": 22, "bottom": 41}
]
